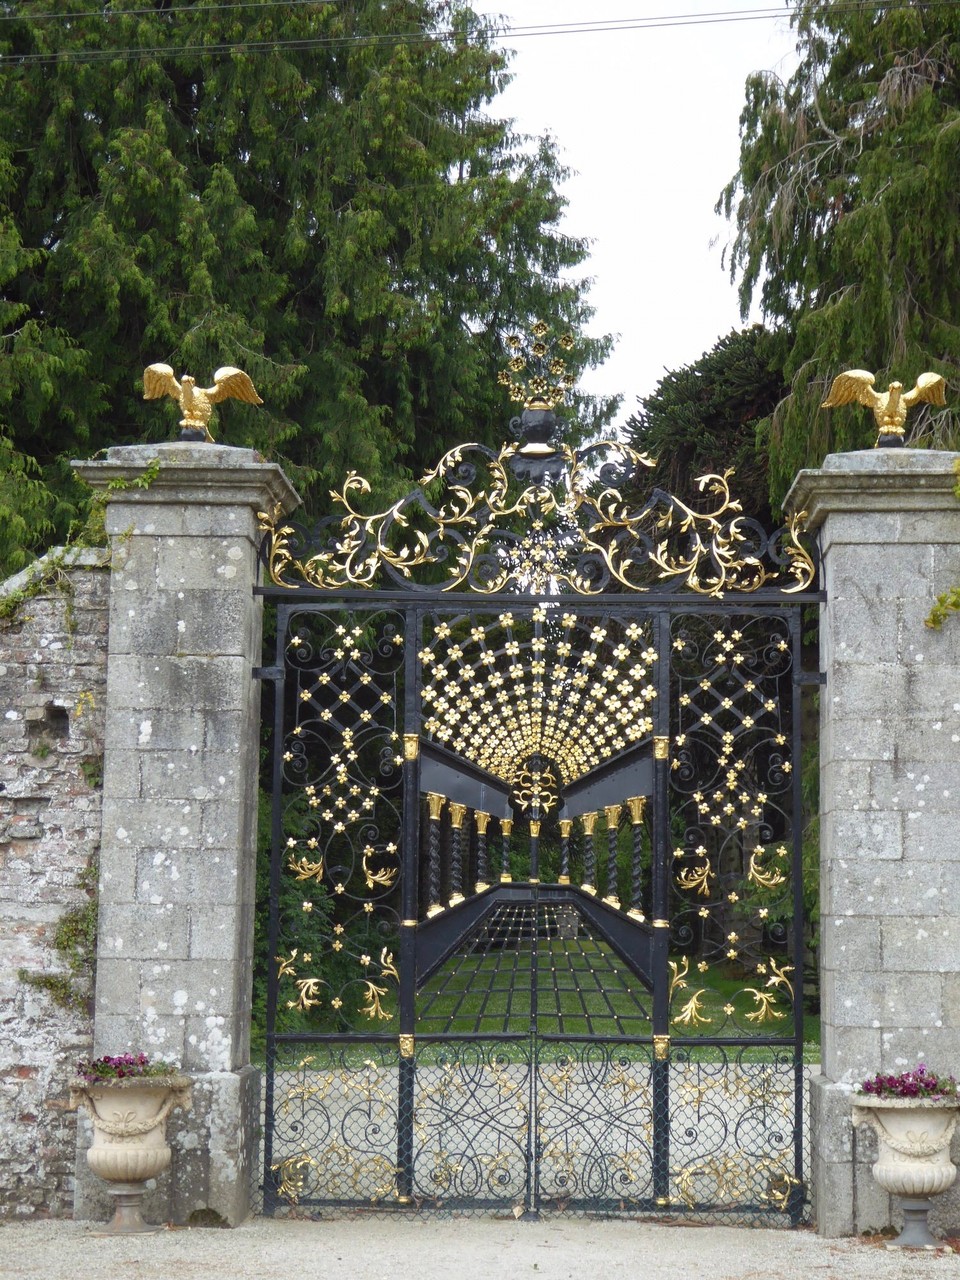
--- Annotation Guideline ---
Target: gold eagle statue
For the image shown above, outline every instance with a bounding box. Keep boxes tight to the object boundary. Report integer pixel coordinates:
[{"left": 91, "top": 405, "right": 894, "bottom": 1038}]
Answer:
[
  {"left": 821, "top": 369, "right": 946, "bottom": 446},
  {"left": 143, "top": 363, "right": 263, "bottom": 441}
]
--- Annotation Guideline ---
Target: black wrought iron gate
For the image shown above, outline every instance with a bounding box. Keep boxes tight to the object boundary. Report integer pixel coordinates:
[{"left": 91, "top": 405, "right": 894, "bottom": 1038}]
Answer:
[{"left": 255, "top": 333, "right": 821, "bottom": 1221}]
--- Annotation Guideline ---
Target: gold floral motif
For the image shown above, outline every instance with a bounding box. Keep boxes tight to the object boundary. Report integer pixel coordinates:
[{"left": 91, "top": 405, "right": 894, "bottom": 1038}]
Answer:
[
  {"left": 676, "top": 859, "right": 714, "bottom": 896},
  {"left": 765, "top": 958, "right": 795, "bottom": 998},
  {"left": 293, "top": 977, "right": 326, "bottom": 1012},
  {"left": 747, "top": 846, "right": 787, "bottom": 890},
  {"left": 359, "top": 980, "right": 393, "bottom": 1021},
  {"left": 288, "top": 854, "right": 325, "bottom": 882},
  {"left": 667, "top": 957, "right": 689, "bottom": 1003},
  {"left": 672, "top": 989, "right": 712, "bottom": 1028},
  {"left": 674, "top": 1153, "right": 800, "bottom": 1213},
  {"left": 422, "top": 612, "right": 657, "bottom": 796},
  {"left": 743, "top": 989, "right": 788, "bottom": 1023}
]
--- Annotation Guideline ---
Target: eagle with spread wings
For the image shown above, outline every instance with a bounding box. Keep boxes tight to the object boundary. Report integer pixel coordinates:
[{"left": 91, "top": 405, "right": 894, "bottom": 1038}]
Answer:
[
  {"left": 143, "top": 364, "right": 263, "bottom": 441},
  {"left": 821, "top": 370, "right": 947, "bottom": 445}
]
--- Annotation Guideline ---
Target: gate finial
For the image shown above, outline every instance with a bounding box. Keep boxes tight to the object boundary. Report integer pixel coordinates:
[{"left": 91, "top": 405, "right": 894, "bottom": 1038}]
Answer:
[
  {"left": 821, "top": 369, "right": 946, "bottom": 447},
  {"left": 498, "top": 321, "right": 576, "bottom": 412},
  {"left": 143, "top": 362, "right": 263, "bottom": 441}
]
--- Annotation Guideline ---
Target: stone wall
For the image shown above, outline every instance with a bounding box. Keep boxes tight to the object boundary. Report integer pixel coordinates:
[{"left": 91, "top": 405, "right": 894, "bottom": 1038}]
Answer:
[
  {"left": 787, "top": 450, "right": 960, "bottom": 1238},
  {"left": 0, "top": 550, "right": 108, "bottom": 1217}
]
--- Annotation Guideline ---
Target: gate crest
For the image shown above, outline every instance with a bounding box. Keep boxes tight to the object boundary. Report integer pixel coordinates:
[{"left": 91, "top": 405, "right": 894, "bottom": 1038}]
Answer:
[{"left": 258, "top": 411, "right": 815, "bottom": 597}]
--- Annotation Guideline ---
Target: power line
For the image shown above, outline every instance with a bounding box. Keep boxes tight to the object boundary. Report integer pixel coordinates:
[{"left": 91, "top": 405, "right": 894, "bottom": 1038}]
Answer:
[
  {"left": 2, "top": 0, "right": 959, "bottom": 66},
  {"left": 0, "top": 9, "right": 790, "bottom": 68}
]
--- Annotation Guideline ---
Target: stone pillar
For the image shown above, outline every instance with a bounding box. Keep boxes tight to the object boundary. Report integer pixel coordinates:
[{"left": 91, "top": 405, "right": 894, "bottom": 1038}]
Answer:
[
  {"left": 786, "top": 450, "right": 960, "bottom": 1238},
  {"left": 72, "top": 443, "right": 298, "bottom": 1226}
]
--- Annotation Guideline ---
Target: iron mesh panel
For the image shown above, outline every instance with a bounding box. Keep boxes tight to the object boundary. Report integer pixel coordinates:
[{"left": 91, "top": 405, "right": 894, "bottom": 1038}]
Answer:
[
  {"left": 261, "top": 1040, "right": 810, "bottom": 1222},
  {"left": 265, "top": 1040, "right": 403, "bottom": 1210},
  {"left": 411, "top": 1040, "right": 532, "bottom": 1207}
]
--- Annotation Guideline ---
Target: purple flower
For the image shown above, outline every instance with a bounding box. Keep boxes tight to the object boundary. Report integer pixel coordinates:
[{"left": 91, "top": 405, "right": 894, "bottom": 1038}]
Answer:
[
  {"left": 857, "top": 1063, "right": 958, "bottom": 1100},
  {"left": 75, "top": 1052, "right": 180, "bottom": 1083}
]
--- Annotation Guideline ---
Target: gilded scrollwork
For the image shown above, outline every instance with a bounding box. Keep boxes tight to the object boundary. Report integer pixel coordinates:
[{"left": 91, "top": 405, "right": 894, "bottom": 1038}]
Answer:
[{"left": 258, "top": 434, "right": 817, "bottom": 598}]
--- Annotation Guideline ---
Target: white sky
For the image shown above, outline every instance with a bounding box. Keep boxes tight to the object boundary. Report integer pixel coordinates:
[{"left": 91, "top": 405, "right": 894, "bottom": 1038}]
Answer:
[{"left": 476, "top": 1, "right": 799, "bottom": 428}]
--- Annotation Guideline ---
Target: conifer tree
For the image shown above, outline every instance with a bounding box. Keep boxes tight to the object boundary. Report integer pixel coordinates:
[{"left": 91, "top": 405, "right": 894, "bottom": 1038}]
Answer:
[
  {"left": 0, "top": 0, "right": 612, "bottom": 574},
  {"left": 720, "top": 0, "right": 960, "bottom": 510},
  {"left": 625, "top": 326, "right": 785, "bottom": 529}
]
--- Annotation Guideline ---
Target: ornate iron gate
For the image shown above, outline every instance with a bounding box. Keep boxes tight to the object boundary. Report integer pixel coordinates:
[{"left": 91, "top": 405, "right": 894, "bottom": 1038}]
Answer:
[{"left": 255, "top": 332, "right": 821, "bottom": 1221}]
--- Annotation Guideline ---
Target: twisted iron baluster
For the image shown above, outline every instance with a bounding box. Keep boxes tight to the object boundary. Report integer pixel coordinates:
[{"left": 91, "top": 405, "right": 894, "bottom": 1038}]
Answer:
[
  {"left": 425, "top": 792, "right": 445, "bottom": 916},
  {"left": 500, "top": 818, "right": 513, "bottom": 882},
  {"left": 558, "top": 819, "right": 572, "bottom": 885},
  {"left": 475, "top": 811, "right": 491, "bottom": 892},
  {"left": 581, "top": 811, "right": 597, "bottom": 894},
  {"left": 448, "top": 802, "right": 466, "bottom": 905},
  {"left": 603, "top": 804, "right": 622, "bottom": 908},
  {"left": 627, "top": 796, "right": 648, "bottom": 920}
]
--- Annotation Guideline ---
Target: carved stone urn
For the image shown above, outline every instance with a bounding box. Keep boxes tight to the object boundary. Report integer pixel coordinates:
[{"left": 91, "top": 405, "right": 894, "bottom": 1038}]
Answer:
[
  {"left": 71, "top": 1074, "right": 192, "bottom": 1234},
  {"left": 852, "top": 1096, "right": 960, "bottom": 1248}
]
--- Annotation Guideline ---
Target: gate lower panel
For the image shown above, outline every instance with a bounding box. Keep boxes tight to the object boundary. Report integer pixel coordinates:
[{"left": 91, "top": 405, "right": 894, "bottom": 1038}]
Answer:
[{"left": 265, "top": 1038, "right": 808, "bottom": 1222}]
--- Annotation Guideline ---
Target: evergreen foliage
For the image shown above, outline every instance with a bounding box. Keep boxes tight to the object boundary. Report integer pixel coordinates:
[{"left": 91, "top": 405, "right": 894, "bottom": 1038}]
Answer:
[
  {"left": 720, "top": 0, "right": 960, "bottom": 511},
  {"left": 624, "top": 326, "right": 785, "bottom": 527},
  {"left": 0, "top": 0, "right": 613, "bottom": 576}
]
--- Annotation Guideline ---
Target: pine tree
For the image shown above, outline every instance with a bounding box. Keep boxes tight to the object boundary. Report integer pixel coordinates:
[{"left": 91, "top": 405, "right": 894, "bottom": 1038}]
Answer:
[
  {"left": 0, "top": 0, "right": 612, "bottom": 575},
  {"left": 720, "top": 0, "right": 960, "bottom": 510},
  {"left": 625, "top": 327, "right": 785, "bottom": 528}
]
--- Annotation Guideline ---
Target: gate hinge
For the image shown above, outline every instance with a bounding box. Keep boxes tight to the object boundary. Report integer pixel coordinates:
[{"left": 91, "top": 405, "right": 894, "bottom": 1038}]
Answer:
[
  {"left": 399, "top": 1035, "right": 415, "bottom": 1059},
  {"left": 654, "top": 736, "right": 669, "bottom": 761},
  {"left": 403, "top": 733, "right": 420, "bottom": 761},
  {"left": 653, "top": 1035, "right": 670, "bottom": 1061},
  {"left": 798, "top": 670, "right": 826, "bottom": 687}
]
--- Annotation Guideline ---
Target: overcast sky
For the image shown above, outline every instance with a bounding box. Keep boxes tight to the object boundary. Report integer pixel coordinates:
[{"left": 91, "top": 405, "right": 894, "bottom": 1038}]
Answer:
[{"left": 475, "top": 1, "right": 799, "bottom": 428}]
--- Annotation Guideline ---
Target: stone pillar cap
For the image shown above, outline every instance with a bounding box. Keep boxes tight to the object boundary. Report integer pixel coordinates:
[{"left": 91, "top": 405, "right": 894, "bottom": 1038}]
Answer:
[
  {"left": 785, "top": 448, "right": 960, "bottom": 531},
  {"left": 73, "top": 442, "right": 300, "bottom": 514}
]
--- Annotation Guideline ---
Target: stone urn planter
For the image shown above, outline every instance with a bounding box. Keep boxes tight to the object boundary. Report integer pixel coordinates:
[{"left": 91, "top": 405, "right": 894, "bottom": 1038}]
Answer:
[
  {"left": 852, "top": 1095, "right": 960, "bottom": 1248},
  {"left": 70, "top": 1073, "right": 192, "bottom": 1234}
]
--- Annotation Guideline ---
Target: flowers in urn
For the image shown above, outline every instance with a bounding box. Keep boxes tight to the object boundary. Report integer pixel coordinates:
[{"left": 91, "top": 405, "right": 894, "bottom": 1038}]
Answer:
[
  {"left": 857, "top": 1064, "right": 958, "bottom": 1102},
  {"left": 76, "top": 1052, "right": 180, "bottom": 1083},
  {"left": 852, "top": 1063, "right": 960, "bottom": 1249},
  {"left": 71, "top": 1051, "right": 191, "bottom": 1235}
]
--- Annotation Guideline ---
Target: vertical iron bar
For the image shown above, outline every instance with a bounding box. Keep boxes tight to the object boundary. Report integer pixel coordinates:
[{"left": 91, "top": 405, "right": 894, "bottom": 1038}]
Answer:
[
  {"left": 262, "top": 603, "right": 289, "bottom": 1216},
  {"left": 396, "top": 603, "right": 422, "bottom": 1205},
  {"left": 789, "top": 606, "right": 807, "bottom": 1224},
  {"left": 523, "top": 888, "right": 540, "bottom": 1219},
  {"left": 651, "top": 608, "right": 671, "bottom": 1206}
]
